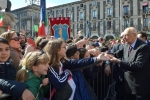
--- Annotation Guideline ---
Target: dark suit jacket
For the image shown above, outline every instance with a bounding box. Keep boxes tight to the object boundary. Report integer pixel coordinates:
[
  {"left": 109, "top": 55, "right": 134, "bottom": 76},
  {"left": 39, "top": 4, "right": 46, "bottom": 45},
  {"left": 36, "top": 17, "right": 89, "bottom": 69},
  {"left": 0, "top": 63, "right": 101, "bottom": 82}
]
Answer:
[
  {"left": 111, "top": 44, "right": 124, "bottom": 83},
  {"left": 113, "top": 38, "right": 150, "bottom": 95},
  {"left": 111, "top": 43, "right": 123, "bottom": 53},
  {"left": 146, "top": 40, "right": 150, "bottom": 47},
  {"left": 146, "top": 40, "right": 150, "bottom": 60}
]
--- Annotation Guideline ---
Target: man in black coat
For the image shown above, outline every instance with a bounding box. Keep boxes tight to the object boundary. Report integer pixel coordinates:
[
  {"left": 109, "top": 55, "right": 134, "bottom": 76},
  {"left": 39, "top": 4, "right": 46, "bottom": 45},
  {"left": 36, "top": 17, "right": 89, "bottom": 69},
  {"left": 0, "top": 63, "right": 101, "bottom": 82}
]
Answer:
[{"left": 109, "top": 27, "right": 150, "bottom": 100}]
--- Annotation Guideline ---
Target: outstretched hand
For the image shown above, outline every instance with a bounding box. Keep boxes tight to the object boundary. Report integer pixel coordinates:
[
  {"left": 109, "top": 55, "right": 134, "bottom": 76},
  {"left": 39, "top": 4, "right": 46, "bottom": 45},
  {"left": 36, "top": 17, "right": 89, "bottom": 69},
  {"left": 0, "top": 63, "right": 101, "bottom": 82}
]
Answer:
[
  {"left": 103, "top": 53, "right": 121, "bottom": 63},
  {"left": 109, "top": 56, "right": 121, "bottom": 63},
  {"left": 24, "top": 44, "right": 35, "bottom": 56},
  {"left": 96, "top": 53, "right": 110, "bottom": 61}
]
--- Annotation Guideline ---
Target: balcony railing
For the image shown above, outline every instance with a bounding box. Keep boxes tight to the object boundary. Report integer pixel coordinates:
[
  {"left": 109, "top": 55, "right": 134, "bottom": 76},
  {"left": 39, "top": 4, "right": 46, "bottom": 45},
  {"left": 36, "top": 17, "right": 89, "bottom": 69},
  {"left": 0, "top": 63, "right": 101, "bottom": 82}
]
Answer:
[
  {"left": 143, "top": 25, "right": 148, "bottom": 28},
  {"left": 140, "top": 8, "right": 150, "bottom": 15},
  {"left": 107, "top": 15, "right": 112, "bottom": 17},
  {"left": 93, "top": 17, "right": 97, "bottom": 19},
  {"left": 143, "top": 26, "right": 148, "bottom": 31},
  {"left": 123, "top": 12, "right": 130, "bottom": 18},
  {"left": 80, "top": 18, "right": 84, "bottom": 20}
]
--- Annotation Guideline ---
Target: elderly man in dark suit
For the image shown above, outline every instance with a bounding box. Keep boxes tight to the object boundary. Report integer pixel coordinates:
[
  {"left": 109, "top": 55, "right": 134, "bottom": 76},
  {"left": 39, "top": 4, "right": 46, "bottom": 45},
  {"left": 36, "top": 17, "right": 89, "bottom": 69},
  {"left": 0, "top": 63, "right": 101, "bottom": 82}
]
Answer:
[{"left": 108, "top": 27, "right": 150, "bottom": 100}]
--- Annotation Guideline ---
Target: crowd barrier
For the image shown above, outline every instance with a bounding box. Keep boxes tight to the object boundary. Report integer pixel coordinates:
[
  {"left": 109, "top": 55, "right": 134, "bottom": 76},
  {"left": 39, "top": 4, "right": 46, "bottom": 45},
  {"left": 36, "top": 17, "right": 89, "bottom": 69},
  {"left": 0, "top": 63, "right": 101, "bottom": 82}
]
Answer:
[{"left": 87, "top": 65, "right": 116, "bottom": 100}]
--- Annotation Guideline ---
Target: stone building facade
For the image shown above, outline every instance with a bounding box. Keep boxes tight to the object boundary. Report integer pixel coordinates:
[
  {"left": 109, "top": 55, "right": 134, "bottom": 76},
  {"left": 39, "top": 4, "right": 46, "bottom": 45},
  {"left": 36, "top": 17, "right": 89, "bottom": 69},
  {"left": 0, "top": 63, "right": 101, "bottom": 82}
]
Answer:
[
  {"left": 11, "top": 0, "right": 150, "bottom": 39},
  {"left": 11, "top": 4, "right": 40, "bottom": 35},
  {"left": 47, "top": 0, "right": 150, "bottom": 39}
]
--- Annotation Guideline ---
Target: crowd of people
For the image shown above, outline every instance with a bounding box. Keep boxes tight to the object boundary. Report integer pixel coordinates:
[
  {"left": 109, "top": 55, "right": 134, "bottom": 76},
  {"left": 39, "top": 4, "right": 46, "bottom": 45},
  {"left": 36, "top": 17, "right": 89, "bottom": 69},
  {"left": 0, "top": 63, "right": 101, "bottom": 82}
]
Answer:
[{"left": 0, "top": 27, "right": 150, "bottom": 100}]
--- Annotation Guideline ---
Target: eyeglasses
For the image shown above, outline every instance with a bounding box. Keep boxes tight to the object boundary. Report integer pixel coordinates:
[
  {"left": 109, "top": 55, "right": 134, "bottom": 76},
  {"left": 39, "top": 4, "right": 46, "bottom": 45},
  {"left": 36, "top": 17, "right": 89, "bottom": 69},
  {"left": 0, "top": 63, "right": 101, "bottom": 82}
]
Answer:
[
  {"left": 34, "top": 51, "right": 45, "bottom": 66},
  {"left": 11, "top": 37, "right": 20, "bottom": 41}
]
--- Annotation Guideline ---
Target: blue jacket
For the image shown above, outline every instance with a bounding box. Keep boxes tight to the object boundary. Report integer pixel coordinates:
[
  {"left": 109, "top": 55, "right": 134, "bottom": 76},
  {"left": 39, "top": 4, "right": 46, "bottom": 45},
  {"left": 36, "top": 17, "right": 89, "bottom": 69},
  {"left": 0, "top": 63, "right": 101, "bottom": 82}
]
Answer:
[
  {"left": 0, "top": 79, "right": 27, "bottom": 97},
  {"left": 72, "top": 71, "right": 91, "bottom": 100},
  {"left": 48, "top": 57, "right": 97, "bottom": 100}
]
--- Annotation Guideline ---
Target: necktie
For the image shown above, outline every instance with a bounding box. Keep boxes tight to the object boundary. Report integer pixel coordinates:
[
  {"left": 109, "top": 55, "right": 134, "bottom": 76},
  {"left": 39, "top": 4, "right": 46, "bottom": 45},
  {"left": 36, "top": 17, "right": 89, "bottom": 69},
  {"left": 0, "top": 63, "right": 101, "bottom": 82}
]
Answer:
[{"left": 128, "top": 45, "right": 132, "bottom": 56}]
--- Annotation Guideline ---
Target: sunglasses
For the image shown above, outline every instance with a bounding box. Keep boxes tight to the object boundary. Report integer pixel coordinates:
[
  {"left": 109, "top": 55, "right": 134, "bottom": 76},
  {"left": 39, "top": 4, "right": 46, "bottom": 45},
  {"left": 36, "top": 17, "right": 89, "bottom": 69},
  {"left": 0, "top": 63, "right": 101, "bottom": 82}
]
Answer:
[{"left": 11, "top": 37, "right": 20, "bottom": 41}]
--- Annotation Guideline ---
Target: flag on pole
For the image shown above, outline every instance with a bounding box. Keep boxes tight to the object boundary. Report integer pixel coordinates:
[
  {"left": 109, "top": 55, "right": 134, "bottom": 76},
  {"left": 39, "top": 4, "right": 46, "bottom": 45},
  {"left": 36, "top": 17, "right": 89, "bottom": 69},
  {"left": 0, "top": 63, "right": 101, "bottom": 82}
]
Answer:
[
  {"left": 8, "top": 26, "right": 11, "bottom": 31},
  {"left": 38, "top": 0, "right": 48, "bottom": 36},
  {"left": 0, "top": 15, "right": 3, "bottom": 26}
]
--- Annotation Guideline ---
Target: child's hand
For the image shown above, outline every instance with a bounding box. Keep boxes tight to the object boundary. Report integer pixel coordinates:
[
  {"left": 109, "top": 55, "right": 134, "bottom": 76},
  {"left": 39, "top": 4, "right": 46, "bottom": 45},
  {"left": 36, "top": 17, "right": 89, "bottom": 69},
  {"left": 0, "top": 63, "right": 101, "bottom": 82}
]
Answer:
[
  {"left": 42, "top": 78, "right": 49, "bottom": 86},
  {"left": 22, "top": 89, "right": 35, "bottom": 100},
  {"left": 0, "top": 90, "right": 3, "bottom": 97},
  {"left": 24, "top": 44, "right": 34, "bottom": 56}
]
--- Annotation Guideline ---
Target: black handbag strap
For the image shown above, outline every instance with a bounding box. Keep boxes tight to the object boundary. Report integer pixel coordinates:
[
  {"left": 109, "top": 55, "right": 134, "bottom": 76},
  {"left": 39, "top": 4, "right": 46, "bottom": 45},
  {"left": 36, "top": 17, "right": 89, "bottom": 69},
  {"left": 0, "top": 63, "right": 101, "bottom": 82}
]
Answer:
[{"left": 70, "top": 60, "right": 102, "bottom": 71}]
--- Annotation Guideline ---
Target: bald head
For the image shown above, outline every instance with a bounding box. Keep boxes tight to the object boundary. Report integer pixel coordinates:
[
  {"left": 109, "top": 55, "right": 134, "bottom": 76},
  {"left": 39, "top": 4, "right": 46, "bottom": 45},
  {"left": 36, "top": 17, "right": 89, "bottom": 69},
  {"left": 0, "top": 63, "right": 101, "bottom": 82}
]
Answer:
[
  {"left": 122, "top": 27, "right": 138, "bottom": 45},
  {"left": 124, "top": 27, "right": 137, "bottom": 35}
]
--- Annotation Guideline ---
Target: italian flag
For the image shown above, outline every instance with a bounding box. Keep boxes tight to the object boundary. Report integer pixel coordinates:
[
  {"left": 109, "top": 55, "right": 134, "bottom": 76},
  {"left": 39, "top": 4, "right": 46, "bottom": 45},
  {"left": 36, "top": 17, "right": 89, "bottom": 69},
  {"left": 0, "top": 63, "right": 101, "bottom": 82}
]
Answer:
[
  {"left": 0, "top": 15, "right": 3, "bottom": 26},
  {"left": 38, "top": 0, "right": 48, "bottom": 36}
]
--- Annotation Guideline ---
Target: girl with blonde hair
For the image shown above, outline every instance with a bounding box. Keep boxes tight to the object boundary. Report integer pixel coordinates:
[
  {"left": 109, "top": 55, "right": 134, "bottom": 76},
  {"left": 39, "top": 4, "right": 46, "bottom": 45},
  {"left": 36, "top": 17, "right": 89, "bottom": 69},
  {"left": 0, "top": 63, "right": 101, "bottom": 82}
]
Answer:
[{"left": 16, "top": 51, "right": 50, "bottom": 100}]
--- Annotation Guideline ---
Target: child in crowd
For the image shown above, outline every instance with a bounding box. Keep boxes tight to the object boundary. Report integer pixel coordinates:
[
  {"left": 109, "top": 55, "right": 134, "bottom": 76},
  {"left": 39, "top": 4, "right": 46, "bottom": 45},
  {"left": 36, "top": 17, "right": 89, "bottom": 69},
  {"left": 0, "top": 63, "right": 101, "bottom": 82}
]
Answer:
[
  {"left": 0, "top": 37, "right": 16, "bottom": 80},
  {"left": 16, "top": 51, "right": 50, "bottom": 100},
  {"left": 66, "top": 45, "right": 100, "bottom": 100},
  {"left": 78, "top": 48, "right": 101, "bottom": 80},
  {"left": 44, "top": 38, "right": 109, "bottom": 100}
]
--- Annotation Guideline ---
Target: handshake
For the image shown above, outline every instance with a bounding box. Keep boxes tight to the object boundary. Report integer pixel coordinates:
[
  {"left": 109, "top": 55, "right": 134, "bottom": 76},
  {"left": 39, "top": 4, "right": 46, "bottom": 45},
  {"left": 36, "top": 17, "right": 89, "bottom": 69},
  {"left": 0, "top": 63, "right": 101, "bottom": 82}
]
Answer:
[{"left": 96, "top": 53, "right": 121, "bottom": 63}]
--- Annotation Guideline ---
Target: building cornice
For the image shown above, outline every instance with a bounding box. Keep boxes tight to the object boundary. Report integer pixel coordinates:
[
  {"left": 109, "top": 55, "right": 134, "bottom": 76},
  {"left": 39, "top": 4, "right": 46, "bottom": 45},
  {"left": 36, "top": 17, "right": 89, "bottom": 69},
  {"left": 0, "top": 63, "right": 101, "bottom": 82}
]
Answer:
[
  {"left": 11, "top": 4, "right": 40, "bottom": 12},
  {"left": 47, "top": 0, "right": 93, "bottom": 10}
]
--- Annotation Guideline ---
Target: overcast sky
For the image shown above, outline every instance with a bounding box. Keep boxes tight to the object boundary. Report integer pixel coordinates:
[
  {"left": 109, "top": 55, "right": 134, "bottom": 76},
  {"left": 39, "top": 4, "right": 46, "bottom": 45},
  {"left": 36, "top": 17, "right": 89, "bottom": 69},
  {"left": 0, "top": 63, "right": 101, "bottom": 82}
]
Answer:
[{"left": 10, "top": 0, "right": 80, "bottom": 10}]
